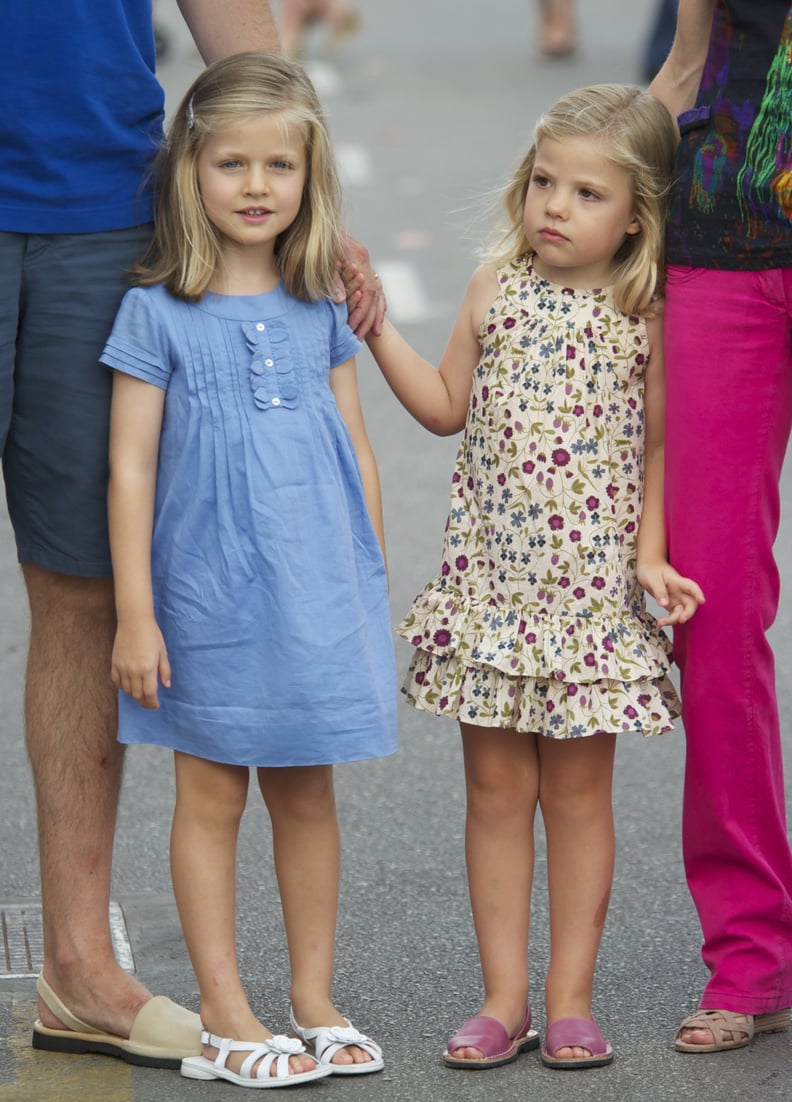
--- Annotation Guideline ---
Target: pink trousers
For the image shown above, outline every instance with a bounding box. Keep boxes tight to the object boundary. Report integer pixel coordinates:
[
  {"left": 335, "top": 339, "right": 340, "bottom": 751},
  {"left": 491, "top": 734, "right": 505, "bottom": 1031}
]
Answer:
[{"left": 664, "top": 265, "right": 792, "bottom": 1013}]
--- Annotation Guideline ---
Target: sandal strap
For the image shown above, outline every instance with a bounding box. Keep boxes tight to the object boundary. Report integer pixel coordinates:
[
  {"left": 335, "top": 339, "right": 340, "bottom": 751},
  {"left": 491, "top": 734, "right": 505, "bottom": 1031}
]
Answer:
[
  {"left": 676, "top": 1009, "right": 754, "bottom": 1046},
  {"left": 290, "top": 1012, "right": 382, "bottom": 1063},
  {"left": 202, "top": 1030, "right": 306, "bottom": 1081}
]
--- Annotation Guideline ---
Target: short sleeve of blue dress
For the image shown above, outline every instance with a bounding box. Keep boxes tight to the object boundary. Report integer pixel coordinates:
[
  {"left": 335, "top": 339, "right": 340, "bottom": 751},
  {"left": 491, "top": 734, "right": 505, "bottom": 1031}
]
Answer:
[{"left": 101, "top": 282, "right": 397, "bottom": 768}]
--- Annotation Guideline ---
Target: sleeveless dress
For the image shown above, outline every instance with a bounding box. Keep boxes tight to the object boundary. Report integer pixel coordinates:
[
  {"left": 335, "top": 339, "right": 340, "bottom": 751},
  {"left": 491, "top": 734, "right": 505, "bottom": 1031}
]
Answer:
[
  {"left": 101, "top": 282, "right": 398, "bottom": 767},
  {"left": 398, "top": 258, "right": 679, "bottom": 738}
]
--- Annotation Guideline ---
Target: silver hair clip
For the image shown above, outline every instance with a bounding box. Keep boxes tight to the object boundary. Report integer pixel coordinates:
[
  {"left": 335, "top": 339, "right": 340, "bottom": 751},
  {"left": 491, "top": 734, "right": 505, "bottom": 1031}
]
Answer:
[{"left": 186, "top": 94, "right": 195, "bottom": 130}]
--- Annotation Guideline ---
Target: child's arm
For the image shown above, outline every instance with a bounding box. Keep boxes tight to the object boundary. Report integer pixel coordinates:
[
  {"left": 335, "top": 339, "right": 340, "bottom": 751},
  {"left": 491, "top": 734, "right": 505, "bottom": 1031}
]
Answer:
[
  {"left": 365, "top": 263, "right": 499, "bottom": 436},
  {"left": 636, "top": 315, "right": 705, "bottom": 627},
  {"left": 330, "top": 358, "right": 388, "bottom": 569},
  {"left": 107, "top": 372, "right": 171, "bottom": 709}
]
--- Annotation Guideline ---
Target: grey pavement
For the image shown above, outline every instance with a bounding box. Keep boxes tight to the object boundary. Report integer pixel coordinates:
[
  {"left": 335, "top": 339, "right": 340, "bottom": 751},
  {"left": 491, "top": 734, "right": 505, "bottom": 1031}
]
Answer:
[{"left": 2, "top": 2, "right": 792, "bottom": 1099}]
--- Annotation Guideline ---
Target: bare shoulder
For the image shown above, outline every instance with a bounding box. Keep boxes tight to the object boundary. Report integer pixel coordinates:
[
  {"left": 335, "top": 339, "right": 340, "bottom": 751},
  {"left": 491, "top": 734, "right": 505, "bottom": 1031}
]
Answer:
[{"left": 463, "top": 262, "right": 501, "bottom": 331}]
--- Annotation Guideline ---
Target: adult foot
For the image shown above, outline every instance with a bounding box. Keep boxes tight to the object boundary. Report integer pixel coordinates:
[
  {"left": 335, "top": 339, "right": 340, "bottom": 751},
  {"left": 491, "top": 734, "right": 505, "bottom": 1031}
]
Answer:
[{"left": 36, "top": 965, "right": 154, "bottom": 1040}]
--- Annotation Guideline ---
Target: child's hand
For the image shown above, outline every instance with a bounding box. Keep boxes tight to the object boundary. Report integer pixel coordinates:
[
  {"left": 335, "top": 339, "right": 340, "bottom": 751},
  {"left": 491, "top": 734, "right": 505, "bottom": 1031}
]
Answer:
[
  {"left": 637, "top": 560, "right": 705, "bottom": 627},
  {"left": 111, "top": 618, "right": 171, "bottom": 710}
]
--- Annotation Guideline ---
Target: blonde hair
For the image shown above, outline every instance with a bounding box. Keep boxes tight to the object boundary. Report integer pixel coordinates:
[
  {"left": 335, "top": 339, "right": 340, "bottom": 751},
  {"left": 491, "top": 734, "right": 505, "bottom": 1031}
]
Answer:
[
  {"left": 487, "top": 84, "right": 677, "bottom": 317},
  {"left": 133, "top": 52, "right": 343, "bottom": 302}
]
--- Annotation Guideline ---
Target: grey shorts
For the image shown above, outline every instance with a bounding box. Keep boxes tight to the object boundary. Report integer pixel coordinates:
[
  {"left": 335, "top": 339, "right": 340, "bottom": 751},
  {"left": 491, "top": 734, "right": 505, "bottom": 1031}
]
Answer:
[{"left": 0, "top": 226, "right": 152, "bottom": 577}]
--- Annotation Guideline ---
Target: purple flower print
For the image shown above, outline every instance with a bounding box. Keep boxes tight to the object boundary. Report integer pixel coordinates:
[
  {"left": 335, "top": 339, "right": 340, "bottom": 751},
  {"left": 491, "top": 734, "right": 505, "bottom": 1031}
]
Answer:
[
  {"left": 411, "top": 635, "right": 423, "bottom": 647},
  {"left": 573, "top": 587, "right": 585, "bottom": 599},
  {"left": 570, "top": 530, "right": 581, "bottom": 542},
  {"left": 414, "top": 670, "right": 425, "bottom": 683},
  {"left": 623, "top": 705, "right": 638, "bottom": 719},
  {"left": 592, "top": 576, "right": 605, "bottom": 590},
  {"left": 433, "top": 629, "right": 452, "bottom": 647},
  {"left": 439, "top": 696, "right": 449, "bottom": 709},
  {"left": 523, "top": 461, "right": 535, "bottom": 474},
  {"left": 549, "top": 515, "right": 564, "bottom": 531},
  {"left": 504, "top": 317, "right": 516, "bottom": 329},
  {"left": 552, "top": 448, "right": 571, "bottom": 466},
  {"left": 566, "top": 344, "right": 576, "bottom": 360},
  {"left": 441, "top": 561, "right": 450, "bottom": 576},
  {"left": 586, "top": 496, "right": 599, "bottom": 510},
  {"left": 455, "top": 555, "right": 469, "bottom": 572},
  {"left": 584, "top": 654, "right": 597, "bottom": 667}
]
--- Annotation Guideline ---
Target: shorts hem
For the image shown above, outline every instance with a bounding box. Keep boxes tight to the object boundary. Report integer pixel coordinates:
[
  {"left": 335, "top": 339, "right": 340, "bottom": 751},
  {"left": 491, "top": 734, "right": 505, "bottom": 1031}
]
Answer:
[{"left": 17, "top": 546, "right": 112, "bottom": 579}]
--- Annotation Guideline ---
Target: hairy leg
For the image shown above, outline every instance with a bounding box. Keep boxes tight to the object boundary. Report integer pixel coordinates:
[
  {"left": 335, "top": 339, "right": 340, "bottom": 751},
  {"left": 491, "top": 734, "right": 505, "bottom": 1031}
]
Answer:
[
  {"left": 171, "top": 753, "right": 315, "bottom": 1077},
  {"left": 448, "top": 723, "right": 539, "bottom": 1060},
  {"left": 539, "top": 732, "right": 616, "bottom": 1058},
  {"left": 24, "top": 565, "right": 153, "bottom": 1036},
  {"left": 257, "top": 764, "right": 372, "bottom": 1068}
]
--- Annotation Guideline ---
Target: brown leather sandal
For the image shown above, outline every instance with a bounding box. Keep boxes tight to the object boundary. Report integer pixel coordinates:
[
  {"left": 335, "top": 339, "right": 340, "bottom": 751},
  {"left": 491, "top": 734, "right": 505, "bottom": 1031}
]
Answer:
[{"left": 674, "top": 1008, "right": 791, "bottom": 1053}]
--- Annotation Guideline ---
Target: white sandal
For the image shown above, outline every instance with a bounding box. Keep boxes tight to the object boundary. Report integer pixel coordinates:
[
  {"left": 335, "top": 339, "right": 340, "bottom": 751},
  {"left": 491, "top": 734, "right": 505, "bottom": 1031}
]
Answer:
[
  {"left": 180, "top": 1029, "right": 332, "bottom": 1087},
  {"left": 289, "top": 1008, "right": 384, "bottom": 1075}
]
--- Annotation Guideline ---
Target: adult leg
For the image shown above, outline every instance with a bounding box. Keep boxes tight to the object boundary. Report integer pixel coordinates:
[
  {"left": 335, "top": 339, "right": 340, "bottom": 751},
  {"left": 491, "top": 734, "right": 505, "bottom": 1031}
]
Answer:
[
  {"left": 447, "top": 723, "right": 539, "bottom": 1060},
  {"left": 5, "top": 228, "right": 199, "bottom": 1046},
  {"left": 539, "top": 732, "right": 616, "bottom": 1059},
  {"left": 171, "top": 753, "right": 316, "bottom": 1078},
  {"left": 257, "top": 764, "right": 374, "bottom": 1068},
  {"left": 665, "top": 267, "right": 792, "bottom": 1036},
  {"left": 26, "top": 566, "right": 154, "bottom": 1035}
]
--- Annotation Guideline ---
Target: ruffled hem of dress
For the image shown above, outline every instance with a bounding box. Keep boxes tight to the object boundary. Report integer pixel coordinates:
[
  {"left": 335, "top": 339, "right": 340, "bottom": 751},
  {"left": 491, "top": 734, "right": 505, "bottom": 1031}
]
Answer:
[
  {"left": 396, "top": 588, "right": 672, "bottom": 685},
  {"left": 402, "top": 649, "right": 679, "bottom": 738}
]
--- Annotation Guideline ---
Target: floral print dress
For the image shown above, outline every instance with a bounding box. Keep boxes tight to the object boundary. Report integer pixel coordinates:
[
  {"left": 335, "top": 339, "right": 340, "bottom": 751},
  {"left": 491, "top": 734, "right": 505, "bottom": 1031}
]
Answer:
[{"left": 399, "top": 258, "right": 680, "bottom": 738}]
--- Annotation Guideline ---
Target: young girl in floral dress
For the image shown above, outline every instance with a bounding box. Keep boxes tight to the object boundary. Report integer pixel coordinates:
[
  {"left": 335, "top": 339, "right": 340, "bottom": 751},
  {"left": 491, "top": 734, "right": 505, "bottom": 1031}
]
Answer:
[{"left": 363, "top": 83, "right": 703, "bottom": 1070}]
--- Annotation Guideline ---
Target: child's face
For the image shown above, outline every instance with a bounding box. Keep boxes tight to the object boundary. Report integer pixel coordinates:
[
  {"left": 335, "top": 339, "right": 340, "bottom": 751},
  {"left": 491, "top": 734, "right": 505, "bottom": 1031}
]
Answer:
[
  {"left": 523, "top": 134, "right": 640, "bottom": 289},
  {"left": 197, "top": 111, "right": 307, "bottom": 261}
]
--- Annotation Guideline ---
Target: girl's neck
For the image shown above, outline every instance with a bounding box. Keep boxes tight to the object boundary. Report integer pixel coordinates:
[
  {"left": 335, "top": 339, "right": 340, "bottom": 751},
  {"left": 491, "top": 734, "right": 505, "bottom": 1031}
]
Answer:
[{"left": 208, "top": 247, "right": 281, "bottom": 297}]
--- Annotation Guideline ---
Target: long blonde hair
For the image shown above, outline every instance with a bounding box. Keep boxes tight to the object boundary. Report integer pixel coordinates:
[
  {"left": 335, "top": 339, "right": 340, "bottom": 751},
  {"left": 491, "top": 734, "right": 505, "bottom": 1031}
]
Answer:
[
  {"left": 133, "top": 52, "right": 343, "bottom": 302},
  {"left": 487, "top": 84, "right": 678, "bottom": 316}
]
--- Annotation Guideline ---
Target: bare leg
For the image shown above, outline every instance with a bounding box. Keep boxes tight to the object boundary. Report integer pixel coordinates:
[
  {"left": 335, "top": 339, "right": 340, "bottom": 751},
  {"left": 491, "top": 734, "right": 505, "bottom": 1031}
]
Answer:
[
  {"left": 170, "top": 752, "right": 316, "bottom": 1077},
  {"left": 537, "top": 0, "right": 576, "bottom": 56},
  {"left": 448, "top": 724, "right": 539, "bottom": 1061},
  {"left": 257, "top": 764, "right": 373, "bottom": 1068},
  {"left": 278, "top": 0, "right": 359, "bottom": 57},
  {"left": 24, "top": 565, "right": 153, "bottom": 1036},
  {"left": 539, "top": 733, "right": 616, "bottom": 1059}
]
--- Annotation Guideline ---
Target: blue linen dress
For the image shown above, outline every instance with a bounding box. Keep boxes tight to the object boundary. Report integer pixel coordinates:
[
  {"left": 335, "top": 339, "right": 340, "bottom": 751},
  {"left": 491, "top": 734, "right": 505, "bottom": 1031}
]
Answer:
[{"left": 101, "top": 282, "right": 397, "bottom": 767}]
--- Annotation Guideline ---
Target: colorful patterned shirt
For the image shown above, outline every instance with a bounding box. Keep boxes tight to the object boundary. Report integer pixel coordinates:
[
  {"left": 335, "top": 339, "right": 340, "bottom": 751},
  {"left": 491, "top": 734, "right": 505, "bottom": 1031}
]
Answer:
[{"left": 667, "top": 0, "right": 792, "bottom": 268}]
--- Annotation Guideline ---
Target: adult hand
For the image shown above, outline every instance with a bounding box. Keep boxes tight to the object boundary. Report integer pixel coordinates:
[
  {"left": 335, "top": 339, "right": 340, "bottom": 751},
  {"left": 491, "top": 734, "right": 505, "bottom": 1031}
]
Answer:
[{"left": 337, "top": 234, "right": 386, "bottom": 339}]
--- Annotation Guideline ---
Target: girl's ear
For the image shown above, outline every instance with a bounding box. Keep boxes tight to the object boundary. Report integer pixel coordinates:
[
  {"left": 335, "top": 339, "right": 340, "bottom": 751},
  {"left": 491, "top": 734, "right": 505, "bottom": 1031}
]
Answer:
[{"left": 626, "top": 214, "right": 642, "bottom": 236}]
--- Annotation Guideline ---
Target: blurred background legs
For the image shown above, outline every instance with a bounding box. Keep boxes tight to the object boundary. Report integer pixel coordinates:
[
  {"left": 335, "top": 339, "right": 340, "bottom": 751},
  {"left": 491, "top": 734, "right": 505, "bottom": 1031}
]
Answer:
[
  {"left": 537, "top": 0, "right": 576, "bottom": 58},
  {"left": 279, "top": 0, "right": 361, "bottom": 59}
]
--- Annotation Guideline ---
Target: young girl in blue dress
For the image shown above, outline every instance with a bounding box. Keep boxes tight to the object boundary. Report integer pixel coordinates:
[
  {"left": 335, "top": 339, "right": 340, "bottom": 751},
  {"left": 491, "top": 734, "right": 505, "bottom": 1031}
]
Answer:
[
  {"left": 103, "top": 52, "right": 396, "bottom": 1089},
  {"left": 362, "top": 84, "right": 703, "bottom": 1070}
]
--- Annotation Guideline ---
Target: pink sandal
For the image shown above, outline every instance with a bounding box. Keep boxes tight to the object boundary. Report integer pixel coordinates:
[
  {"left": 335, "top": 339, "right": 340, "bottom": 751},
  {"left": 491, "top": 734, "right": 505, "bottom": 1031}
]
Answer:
[
  {"left": 540, "top": 1017, "right": 613, "bottom": 1069},
  {"left": 443, "top": 1005, "right": 539, "bottom": 1069}
]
